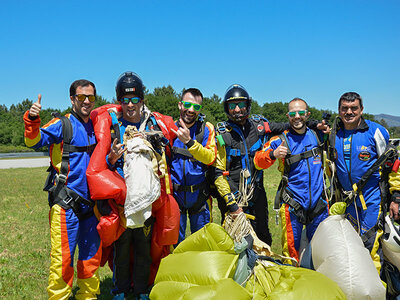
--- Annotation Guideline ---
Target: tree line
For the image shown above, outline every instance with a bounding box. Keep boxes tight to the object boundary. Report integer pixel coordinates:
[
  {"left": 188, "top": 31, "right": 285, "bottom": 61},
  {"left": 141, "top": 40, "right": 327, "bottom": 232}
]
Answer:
[{"left": 0, "top": 85, "right": 396, "bottom": 152}]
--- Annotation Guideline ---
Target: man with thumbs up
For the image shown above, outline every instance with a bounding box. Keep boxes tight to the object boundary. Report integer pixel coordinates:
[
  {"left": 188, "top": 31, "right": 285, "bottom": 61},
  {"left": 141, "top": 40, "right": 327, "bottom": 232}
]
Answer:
[
  {"left": 23, "top": 80, "right": 101, "bottom": 299},
  {"left": 170, "top": 88, "right": 217, "bottom": 244},
  {"left": 254, "top": 98, "right": 329, "bottom": 263}
]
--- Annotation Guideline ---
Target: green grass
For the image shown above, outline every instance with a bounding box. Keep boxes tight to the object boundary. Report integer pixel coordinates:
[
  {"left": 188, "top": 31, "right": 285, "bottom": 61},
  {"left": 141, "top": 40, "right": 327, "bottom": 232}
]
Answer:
[{"left": 0, "top": 166, "right": 282, "bottom": 299}]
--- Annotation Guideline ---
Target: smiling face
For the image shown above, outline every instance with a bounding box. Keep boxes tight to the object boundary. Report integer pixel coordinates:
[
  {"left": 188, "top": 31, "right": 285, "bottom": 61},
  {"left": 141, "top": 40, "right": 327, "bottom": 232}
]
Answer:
[
  {"left": 178, "top": 92, "right": 202, "bottom": 127},
  {"left": 339, "top": 99, "right": 363, "bottom": 130},
  {"left": 120, "top": 93, "right": 143, "bottom": 123},
  {"left": 287, "top": 100, "right": 310, "bottom": 133},
  {"left": 70, "top": 85, "right": 95, "bottom": 122}
]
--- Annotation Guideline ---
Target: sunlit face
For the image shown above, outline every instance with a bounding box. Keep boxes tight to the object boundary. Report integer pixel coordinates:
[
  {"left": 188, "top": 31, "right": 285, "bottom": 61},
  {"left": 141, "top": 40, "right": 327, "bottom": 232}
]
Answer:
[
  {"left": 70, "top": 85, "right": 95, "bottom": 122},
  {"left": 228, "top": 100, "right": 247, "bottom": 123},
  {"left": 339, "top": 99, "right": 363, "bottom": 130},
  {"left": 120, "top": 93, "right": 143, "bottom": 123},
  {"left": 178, "top": 92, "right": 202, "bottom": 126},
  {"left": 287, "top": 100, "right": 310, "bottom": 132}
]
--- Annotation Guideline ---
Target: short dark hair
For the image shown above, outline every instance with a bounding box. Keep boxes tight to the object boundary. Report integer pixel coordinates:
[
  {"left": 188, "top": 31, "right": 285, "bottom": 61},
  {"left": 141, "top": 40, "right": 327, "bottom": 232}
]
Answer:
[
  {"left": 288, "top": 97, "right": 308, "bottom": 110},
  {"left": 181, "top": 88, "right": 203, "bottom": 102},
  {"left": 69, "top": 79, "right": 96, "bottom": 97},
  {"left": 338, "top": 92, "right": 363, "bottom": 109}
]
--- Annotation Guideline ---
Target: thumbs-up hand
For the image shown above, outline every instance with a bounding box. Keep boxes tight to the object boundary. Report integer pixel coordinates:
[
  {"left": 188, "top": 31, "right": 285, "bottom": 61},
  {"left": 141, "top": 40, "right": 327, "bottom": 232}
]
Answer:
[
  {"left": 29, "top": 94, "right": 42, "bottom": 117},
  {"left": 171, "top": 118, "right": 191, "bottom": 144},
  {"left": 273, "top": 139, "right": 288, "bottom": 159}
]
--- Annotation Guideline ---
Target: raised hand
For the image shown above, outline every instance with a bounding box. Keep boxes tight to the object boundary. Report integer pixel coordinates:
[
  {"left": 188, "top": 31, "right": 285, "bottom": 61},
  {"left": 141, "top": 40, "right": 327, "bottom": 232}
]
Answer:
[
  {"left": 317, "top": 119, "right": 330, "bottom": 134},
  {"left": 29, "top": 94, "right": 42, "bottom": 117},
  {"left": 171, "top": 118, "right": 191, "bottom": 144},
  {"left": 108, "top": 138, "right": 126, "bottom": 165},
  {"left": 273, "top": 139, "right": 288, "bottom": 159}
]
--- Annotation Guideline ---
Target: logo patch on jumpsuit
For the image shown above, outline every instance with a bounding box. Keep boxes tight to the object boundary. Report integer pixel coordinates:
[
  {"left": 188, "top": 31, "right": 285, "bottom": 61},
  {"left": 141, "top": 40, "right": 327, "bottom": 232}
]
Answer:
[
  {"left": 358, "top": 151, "right": 371, "bottom": 161},
  {"left": 257, "top": 125, "right": 264, "bottom": 132}
]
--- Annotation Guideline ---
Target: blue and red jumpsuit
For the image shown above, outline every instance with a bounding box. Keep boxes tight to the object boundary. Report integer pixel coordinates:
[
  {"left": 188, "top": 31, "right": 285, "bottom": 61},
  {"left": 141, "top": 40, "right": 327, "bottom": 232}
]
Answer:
[
  {"left": 254, "top": 128, "right": 328, "bottom": 263},
  {"left": 170, "top": 120, "right": 217, "bottom": 244},
  {"left": 24, "top": 110, "right": 101, "bottom": 300}
]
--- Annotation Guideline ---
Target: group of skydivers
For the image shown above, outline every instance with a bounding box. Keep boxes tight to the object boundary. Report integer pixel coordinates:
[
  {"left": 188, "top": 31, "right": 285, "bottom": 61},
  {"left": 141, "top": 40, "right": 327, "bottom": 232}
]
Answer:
[{"left": 24, "top": 71, "right": 400, "bottom": 299}]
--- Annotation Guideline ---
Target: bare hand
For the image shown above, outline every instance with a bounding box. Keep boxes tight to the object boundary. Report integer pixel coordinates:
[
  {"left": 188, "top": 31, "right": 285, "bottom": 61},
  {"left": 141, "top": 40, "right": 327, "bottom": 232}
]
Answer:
[
  {"left": 389, "top": 201, "right": 400, "bottom": 221},
  {"left": 229, "top": 207, "right": 243, "bottom": 219},
  {"left": 29, "top": 94, "right": 42, "bottom": 117},
  {"left": 171, "top": 118, "right": 191, "bottom": 144},
  {"left": 317, "top": 120, "right": 330, "bottom": 134},
  {"left": 108, "top": 138, "right": 126, "bottom": 165},
  {"left": 273, "top": 139, "right": 287, "bottom": 159}
]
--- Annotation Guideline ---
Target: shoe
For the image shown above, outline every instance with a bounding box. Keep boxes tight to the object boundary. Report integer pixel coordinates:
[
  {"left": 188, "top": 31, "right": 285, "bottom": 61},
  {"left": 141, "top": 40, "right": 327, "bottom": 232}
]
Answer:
[
  {"left": 136, "top": 294, "right": 150, "bottom": 300},
  {"left": 113, "top": 293, "right": 127, "bottom": 300}
]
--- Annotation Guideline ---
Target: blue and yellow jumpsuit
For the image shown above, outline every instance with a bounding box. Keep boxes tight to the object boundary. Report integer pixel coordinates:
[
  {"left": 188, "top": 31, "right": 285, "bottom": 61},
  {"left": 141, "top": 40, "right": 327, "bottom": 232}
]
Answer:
[
  {"left": 24, "top": 110, "right": 101, "bottom": 300},
  {"left": 170, "top": 120, "right": 217, "bottom": 243},
  {"left": 334, "top": 117, "right": 389, "bottom": 273}
]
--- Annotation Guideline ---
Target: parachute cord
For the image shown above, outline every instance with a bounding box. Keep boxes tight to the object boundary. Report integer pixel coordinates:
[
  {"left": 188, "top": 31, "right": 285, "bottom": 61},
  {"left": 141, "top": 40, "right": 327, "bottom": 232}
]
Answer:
[
  {"left": 354, "top": 200, "right": 361, "bottom": 235},
  {"left": 224, "top": 212, "right": 251, "bottom": 243}
]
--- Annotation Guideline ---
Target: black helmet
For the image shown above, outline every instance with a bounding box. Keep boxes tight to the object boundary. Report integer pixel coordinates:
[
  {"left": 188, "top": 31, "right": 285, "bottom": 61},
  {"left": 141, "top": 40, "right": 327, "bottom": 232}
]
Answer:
[
  {"left": 115, "top": 71, "right": 144, "bottom": 100},
  {"left": 223, "top": 84, "right": 251, "bottom": 122}
]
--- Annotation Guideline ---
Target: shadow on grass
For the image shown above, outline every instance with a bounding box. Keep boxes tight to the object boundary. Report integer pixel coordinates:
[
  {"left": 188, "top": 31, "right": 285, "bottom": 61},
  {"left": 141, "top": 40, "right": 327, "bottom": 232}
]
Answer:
[{"left": 70, "top": 277, "right": 114, "bottom": 299}]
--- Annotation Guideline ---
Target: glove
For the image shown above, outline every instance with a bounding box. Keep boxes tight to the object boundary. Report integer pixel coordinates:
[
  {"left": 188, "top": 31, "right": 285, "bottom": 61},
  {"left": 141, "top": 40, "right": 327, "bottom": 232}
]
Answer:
[{"left": 224, "top": 192, "right": 239, "bottom": 212}]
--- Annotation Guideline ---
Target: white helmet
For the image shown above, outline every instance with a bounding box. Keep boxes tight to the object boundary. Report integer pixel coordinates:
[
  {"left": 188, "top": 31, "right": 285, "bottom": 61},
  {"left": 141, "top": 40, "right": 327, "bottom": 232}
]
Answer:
[{"left": 382, "top": 215, "right": 400, "bottom": 270}]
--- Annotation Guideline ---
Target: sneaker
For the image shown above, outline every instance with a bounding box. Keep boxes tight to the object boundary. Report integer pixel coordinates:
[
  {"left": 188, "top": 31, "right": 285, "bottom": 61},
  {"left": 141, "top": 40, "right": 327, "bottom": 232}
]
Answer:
[{"left": 113, "top": 293, "right": 127, "bottom": 300}]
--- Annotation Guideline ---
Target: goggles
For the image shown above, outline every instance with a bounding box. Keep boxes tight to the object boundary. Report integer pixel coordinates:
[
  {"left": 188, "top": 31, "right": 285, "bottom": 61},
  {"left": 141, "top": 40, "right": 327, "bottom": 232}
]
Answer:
[
  {"left": 182, "top": 101, "right": 202, "bottom": 111},
  {"left": 288, "top": 110, "right": 307, "bottom": 117},
  {"left": 228, "top": 102, "right": 246, "bottom": 110},
  {"left": 120, "top": 97, "right": 141, "bottom": 104},
  {"left": 75, "top": 94, "right": 96, "bottom": 103}
]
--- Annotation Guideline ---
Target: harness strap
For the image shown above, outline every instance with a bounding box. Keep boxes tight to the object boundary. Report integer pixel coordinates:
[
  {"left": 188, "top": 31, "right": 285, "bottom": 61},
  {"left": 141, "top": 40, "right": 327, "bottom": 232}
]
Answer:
[
  {"left": 44, "top": 113, "right": 95, "bottom": 220},
  {"left": 173, "top": 180, "right": 208, "bottom": 193},
  {"left": 282, "top": 188, "right": 327, "bottom": 225},
  {"left": 361, "top": 223, "right": 380, "bottom": 244},
  {"left": 63, "top": 143, "right": 97, "bottom": 153},
  {"left": 285, "top": 147, "right": 322, "bottom": 165},
  {"left": 171, "top": 119, "right": 206, "bottom": 159},
  {"left": 341, "top": 144, "right": 398, "bottom": 210},
  {"left": 171, "top": 147, "right": 193, "bottom": 158}
]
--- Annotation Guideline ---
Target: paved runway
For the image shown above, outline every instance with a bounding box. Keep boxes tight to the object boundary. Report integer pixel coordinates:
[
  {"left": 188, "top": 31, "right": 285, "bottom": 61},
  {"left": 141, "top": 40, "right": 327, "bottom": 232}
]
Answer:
[{"left": 0, "top": 157, "right": 50, "bottom": 169}]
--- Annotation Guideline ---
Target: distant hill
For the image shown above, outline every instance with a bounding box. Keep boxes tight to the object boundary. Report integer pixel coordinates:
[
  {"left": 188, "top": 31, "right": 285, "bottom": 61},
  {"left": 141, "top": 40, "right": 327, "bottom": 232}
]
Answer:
[{"left": 375, "top": 114, "right": 400, "bottom": 127}]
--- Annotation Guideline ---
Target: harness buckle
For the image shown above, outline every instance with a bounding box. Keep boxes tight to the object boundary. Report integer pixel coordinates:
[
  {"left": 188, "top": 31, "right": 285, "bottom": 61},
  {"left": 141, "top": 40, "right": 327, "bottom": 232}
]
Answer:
[
  {"left": 311, "top": 147, "right": 320, "bottom": 157},
  {"left": 190, "top": 185, "right": 194, "bottom": 193},
  {"left": 63, "top": 194, "right": 74, "bottom": 205},
  {"left": 57, "top": 174, "right": 67, "bottom": 184}
]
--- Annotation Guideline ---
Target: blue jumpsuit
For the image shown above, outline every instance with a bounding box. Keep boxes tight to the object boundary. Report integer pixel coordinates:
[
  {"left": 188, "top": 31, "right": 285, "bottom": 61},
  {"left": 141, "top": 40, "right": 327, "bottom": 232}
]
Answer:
[{"left": 255, "top": 128, "right": 328, "bottom": 262}]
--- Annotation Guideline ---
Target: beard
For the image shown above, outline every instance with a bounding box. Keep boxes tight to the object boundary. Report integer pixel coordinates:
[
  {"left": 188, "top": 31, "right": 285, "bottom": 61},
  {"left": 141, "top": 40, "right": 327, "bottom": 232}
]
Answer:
[{"left": 181, "top": 111, "right": 197, "bottom": 125}]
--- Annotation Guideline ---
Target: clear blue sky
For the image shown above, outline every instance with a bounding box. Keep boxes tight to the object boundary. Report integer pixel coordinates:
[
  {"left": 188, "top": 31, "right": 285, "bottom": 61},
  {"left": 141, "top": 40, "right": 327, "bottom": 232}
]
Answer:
[{"left": 1, "top": 0, "right": 399, "bottom": 115}]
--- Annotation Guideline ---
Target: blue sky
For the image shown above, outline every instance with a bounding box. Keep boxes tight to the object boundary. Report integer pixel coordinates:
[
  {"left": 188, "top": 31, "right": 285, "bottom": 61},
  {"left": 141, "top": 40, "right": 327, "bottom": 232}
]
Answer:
[{"left": 1, "top": 0, "right": 399, "bottom": 115}]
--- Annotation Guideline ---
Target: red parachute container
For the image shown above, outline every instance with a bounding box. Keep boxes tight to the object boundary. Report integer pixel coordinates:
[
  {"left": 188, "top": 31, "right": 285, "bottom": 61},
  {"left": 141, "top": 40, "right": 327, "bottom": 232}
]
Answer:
[{"left": 87, "top": 104, "right": 180, "bottom": 282}]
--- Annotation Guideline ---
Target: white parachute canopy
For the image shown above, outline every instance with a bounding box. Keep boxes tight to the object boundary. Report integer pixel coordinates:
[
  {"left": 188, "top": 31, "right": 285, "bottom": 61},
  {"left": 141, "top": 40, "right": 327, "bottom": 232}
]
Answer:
[{"left": 310, "top": 215, "right": 385, "bottom": 300}]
